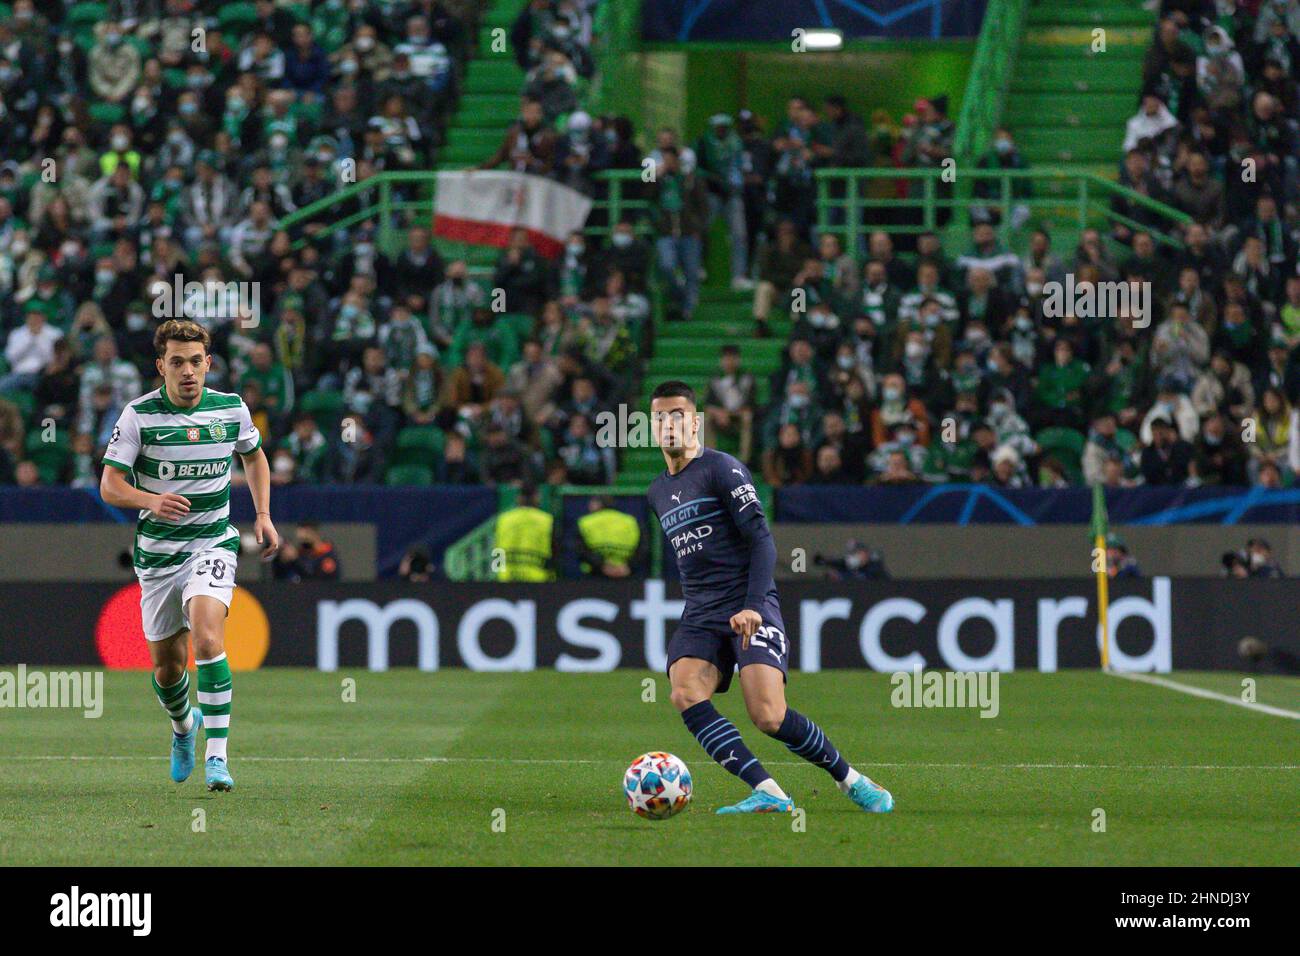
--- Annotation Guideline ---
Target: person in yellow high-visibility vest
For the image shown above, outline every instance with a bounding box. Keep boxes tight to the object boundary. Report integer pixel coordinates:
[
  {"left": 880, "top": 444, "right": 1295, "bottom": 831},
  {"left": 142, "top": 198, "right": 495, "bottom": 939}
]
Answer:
[
  {"left": 577, "top": 496, "right": 645, "bottom": 577},
  {"left": 494, "top": 484, "right": 556, "bottom": 582}
]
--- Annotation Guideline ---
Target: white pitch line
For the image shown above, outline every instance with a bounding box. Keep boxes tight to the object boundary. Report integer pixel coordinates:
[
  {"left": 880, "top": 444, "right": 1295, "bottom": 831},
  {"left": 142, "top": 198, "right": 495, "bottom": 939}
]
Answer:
[
  {"left": 0, "top": 756, "right": 1295, "bottom": 770},
  {"left": 1111, "top": 671, "right": 1300, "bottom": 721}
]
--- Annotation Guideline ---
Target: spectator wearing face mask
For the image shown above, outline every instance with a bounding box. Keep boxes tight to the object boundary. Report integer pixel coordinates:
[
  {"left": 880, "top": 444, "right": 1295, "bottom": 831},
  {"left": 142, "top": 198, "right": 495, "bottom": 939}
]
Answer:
[
  {"left": 648, "top": 146, "right": 709, "bottom": 322},
  {"left": 89, "top": 22, "right": 142, "bottom": 104},
  {"left": 429, "top": 259, "right": 486, "bottom": 350},
  {"left": 1082, "top": 412, "right": 1125, "bottom": 486},
  {"left": 1244, "top": 537, "right": 1284, "bottom": 578},
  {"left": 591, "top": 219, "right": 650, "bottom": 293},
  {"left": 1141, "top": 415, "right": 1195, "bottom": 485},
  {"left": 973, "top": 127, "right": 1032, "bottom": 230},
  {"left": 1193, "top": 411, "right": 1249, "bottom": 485},
  {"left": 870, "top": 372, "right": 930, "bottom": 448},
  {"left": 818, "top": 540, "right": 889, "bottom": 580}
]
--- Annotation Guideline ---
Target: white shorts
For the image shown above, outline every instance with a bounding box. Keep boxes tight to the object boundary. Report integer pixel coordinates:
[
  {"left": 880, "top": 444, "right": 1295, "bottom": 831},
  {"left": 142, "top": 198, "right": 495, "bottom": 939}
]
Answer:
[{"left": 139, "top": 548, "right": 238, "bottom": 642}]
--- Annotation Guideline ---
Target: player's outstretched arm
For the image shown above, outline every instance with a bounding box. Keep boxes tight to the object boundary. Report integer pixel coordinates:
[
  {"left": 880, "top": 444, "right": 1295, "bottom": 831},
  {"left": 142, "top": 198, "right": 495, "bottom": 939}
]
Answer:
[{"left": 240, "top": 446, "right": 280, "bottom": 560}]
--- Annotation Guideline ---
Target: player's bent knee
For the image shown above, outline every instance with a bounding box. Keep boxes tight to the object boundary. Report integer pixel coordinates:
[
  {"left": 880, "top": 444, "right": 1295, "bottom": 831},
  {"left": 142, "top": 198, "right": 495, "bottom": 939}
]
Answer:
[
  {"left": 669, "top": 686, "right": 710, "bottom": 712},
  {"left": 153, "top": 662, "right": 184, "bottom": 687},
  {"left": 748, "top": 702, "right": 786, "bottom": 735}
]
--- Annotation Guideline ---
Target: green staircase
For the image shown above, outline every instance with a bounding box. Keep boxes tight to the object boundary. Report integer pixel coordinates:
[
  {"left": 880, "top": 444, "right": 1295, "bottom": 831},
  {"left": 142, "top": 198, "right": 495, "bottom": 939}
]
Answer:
[
  {"left": 613, "top": 289, "right": 792, "bottom": 491},
  {"left": 1004, "top": 0, "right": 1153, "bottom": 178},
  {"left": 430, "top": 0, "right": 529, "bottom": 270},
  {"left": 441, "top": 1, "right": 527, "bottom": 169}
]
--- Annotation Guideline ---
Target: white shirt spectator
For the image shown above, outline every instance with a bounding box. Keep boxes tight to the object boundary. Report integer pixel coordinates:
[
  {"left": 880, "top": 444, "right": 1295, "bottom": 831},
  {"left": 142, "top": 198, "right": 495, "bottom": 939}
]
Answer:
[{"left": 4, "top": 318, "right": 63, "bottom": 375}]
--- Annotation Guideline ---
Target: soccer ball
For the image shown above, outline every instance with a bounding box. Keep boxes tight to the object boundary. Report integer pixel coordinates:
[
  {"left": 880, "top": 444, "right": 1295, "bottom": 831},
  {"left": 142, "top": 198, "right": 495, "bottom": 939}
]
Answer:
[{"left": 623, "top": 752, "right": 692, "bottom": 820}]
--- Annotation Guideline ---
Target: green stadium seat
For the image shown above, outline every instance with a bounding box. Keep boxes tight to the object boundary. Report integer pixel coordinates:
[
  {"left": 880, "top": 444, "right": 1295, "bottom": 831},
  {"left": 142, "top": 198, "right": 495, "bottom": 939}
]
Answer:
[
  {"left": 0, "top": 390, "right": 35, "bottom": 424},
  {"left": 499, "top": 312, "right": 535, "bottom": 341},
  {"left": 1036, "top": 427, "right": 1085, "bottom": 483},
  {"left": 385, "top": 464, "right": 434, "bottom": 486},
  {"left": 392, "top": 426, "right": 445, "bottom": 466},
  {"left": 1036, "top": 427, "right": 1086, "bottom": 458},
  {"left": 89, "top": 101, "right": 126, "bottom": 126},
  {"left": 26, "top": 430, "right": 71, "bottom": 484},
  {"left": 1114, "top": 428, "right": 1138, "bottom": 453},
  {"left": 67, "top": 2, "right": 107, "bottom": 27},
  {"left": 291, "top": 99, "right": 324, "bottom": 127},
  {"left": 217, "top": 2, "right": 260, "bottom": 34},
  {"left": 297, "top": 389, "right": 345, "bottom": 431}
]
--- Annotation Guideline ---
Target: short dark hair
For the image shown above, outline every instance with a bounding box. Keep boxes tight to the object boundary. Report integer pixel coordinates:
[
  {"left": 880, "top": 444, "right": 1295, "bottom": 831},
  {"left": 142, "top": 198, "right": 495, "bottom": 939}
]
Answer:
[
  {"left": 651, "top": 380, "right": 696, "bottom": 406},
  {"left": 154, "top": 319, "right": 211, "bottom": 357}
]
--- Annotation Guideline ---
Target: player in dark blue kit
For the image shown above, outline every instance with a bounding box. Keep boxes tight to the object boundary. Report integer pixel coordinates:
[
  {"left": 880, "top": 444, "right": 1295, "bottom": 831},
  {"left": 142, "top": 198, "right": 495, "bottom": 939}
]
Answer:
[{"left": 647, "top": 381, "right": 894, "bottom": 814}]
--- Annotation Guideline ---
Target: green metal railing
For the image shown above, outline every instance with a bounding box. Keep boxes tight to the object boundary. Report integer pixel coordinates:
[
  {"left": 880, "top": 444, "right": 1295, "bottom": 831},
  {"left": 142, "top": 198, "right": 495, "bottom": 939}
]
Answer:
[
  {"left": 814, "top": 166, "right": 1192, "bottom": 253},
  {"left": 275, "top": 169, "right": 651, "bottom": 261},
  {"left": 954, "top": 0, "right": 1030, "bottom": 165}
]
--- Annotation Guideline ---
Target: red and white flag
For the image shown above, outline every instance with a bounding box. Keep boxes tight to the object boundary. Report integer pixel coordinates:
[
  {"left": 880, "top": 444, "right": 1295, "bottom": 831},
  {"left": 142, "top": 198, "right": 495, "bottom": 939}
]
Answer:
[{"left": 432, "top": 170, "right": 593, "bottom": 258}]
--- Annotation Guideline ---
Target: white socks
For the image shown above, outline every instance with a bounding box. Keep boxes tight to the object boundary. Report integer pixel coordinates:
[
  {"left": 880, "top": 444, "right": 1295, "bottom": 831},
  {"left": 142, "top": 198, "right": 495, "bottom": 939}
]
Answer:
[
  {"left": 755, "top": 778, "right": 789, "bottom": 800},
  {"left": 837, "top": 767, "right": 862, "bottom": 794}
]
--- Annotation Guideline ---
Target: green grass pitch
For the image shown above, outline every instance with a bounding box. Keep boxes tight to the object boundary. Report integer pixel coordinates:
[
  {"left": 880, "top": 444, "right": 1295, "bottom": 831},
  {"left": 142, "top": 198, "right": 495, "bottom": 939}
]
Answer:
[{"left": 0, "top": 670, "right": 1295, "bottom": 865}]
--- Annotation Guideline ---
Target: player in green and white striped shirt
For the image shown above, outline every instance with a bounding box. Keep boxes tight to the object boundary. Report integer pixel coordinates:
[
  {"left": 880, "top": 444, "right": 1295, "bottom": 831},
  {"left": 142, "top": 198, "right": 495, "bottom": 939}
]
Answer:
[{"left": 100, "top": 320, "right": 280, "bottom": 792}]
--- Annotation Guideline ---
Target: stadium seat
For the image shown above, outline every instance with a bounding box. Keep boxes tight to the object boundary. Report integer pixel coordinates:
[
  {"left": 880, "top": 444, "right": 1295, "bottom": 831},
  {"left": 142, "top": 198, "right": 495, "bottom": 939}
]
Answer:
[
  {"left": 1114, "top": 428, "right": 1138, "bottom": 453},
  {"left": 499, "top": 313, "right": 535, "bottom": 342},
  {"left": 1036, "top": 427, "right": 1085, "bottom": 482},
  {"left": 392, "top": 426, "right": 445, "bottom": 466},
  {"left": 26, "top": 430, "right": 71, "bottom": 484},
  {"left": 384, "top": 464, "right": 434, "bottom": 486},
  {"left": 89, "top": 102, "right": 127, "bottom": 126},
  {"left": 297, "top": 389, "right": 345, "bottom": 432},
  {"left": 0, "top": 390, "right": 34, "bottom": 424},
  {"left": 1036, "top": 427, "right": 1086, "bottom": 457},
  {"left": 217, "top": 2, "right": 260, "bottom": 34},
  {"left": 66, "top": 2, "right": 107, "bottom": 27}
]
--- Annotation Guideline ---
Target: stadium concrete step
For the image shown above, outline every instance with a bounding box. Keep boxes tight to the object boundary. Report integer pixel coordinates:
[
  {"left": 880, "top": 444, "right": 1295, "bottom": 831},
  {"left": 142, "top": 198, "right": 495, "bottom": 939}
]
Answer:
[
  {"left": 1003, "top": 0, "right": 1152, "bottom": 180},
  {"left": 464, "top": 57, "right": 527, "bottom": 94},
  {"left": 1004, "top": 92, "right": 1136, "bottom": 126},
  {"left": 1017, "top": 43, "right": 1145, "bottom": 63},
  {"left": 444, "top": 127, "right": 508, "bottom": 153},
  {"left": 1012, "top": 72, "right": 1142, "bottom": 95},
  {"left": 1014, "top": 128, "right": 1125, "bottom": 164},
  {"left": 436, "top": 3, "right": 528, "bottom": 168},
  {"left": 456, "top": 92, "right": 521, "bottom": 122},
  {"left": 1026, "top": 6, "right": 1153, "bottom": 28},
  {"left": 483, "top": 2, "right": 522, "bottom": 30}
]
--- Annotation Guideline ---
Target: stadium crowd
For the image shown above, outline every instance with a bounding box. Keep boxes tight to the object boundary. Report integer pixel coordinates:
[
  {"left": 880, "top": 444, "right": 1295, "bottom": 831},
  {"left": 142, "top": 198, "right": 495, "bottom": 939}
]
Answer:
[
  {"left": 3, "top": 0, "right": 1300, "bottom": 493},
  {"left": 711, "top": 0, "right": 1300, "bottom": 489}
]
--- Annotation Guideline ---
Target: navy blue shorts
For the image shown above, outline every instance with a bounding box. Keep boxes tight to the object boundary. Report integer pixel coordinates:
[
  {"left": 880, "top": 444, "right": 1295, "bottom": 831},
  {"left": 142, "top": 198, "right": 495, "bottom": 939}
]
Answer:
[{"left": 667, "top": 615, "right": 789, "bottom": 694}]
